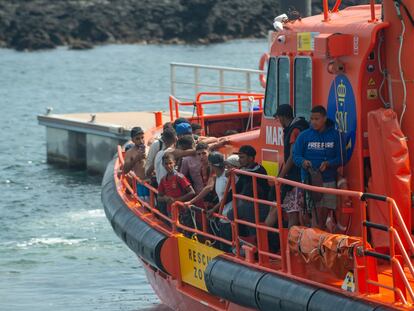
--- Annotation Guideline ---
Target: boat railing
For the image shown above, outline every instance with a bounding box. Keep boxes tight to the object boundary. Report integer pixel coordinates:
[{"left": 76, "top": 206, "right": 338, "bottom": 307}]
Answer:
[
  {"left": 170, "top": 62, "right": 264, "bottom": 101},
  {"left": 116, "top": 145, "right": 235, "bottom": 241},
  {"left": 322, "top": 0, "right": 377, "bottom": 22},
  {"left": 359, "top": 193, "right": 414, "bottom": 304},
  {"left": 169, "top": 92, "right": 263, "bottom": 130},
  {"left": 116, "top": 147, "right": 414, "bottom": 306}
]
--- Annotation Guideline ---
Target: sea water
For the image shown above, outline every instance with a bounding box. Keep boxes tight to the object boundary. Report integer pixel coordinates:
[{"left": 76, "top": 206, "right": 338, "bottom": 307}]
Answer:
[{"left": 0, "top": 40, "right": 267, "bottom": 311}]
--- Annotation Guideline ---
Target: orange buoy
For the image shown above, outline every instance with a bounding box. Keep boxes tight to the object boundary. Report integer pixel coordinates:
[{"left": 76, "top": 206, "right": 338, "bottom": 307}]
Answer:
[{"left": 258, "top": 52, "right": 269, "bottom": 89}]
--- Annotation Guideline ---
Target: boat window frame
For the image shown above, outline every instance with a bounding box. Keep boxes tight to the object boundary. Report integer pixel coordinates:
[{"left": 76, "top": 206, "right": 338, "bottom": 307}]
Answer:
[
  {"left": 263, "top": 56, "right": 291, "bottom": 119},
  {"left": 293, "top": 56, "right": 313, "bottom": 120},
  {"left": 263, "top": 57, "right": 278, "bottom": 119},
  {"left": 277, "top": 56, "right": 291, "bottom": 110}
]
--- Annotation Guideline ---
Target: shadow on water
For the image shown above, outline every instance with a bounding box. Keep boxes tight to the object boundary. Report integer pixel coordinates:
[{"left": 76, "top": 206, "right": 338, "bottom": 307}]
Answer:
[{"left": 137, "top": 305, "right": 172, "bottom": 311}]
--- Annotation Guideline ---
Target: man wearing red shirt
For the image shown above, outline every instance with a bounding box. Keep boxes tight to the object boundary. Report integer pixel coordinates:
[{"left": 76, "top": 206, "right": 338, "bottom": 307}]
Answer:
[{"left": 157, "top": 153, "right": 195, "bottom": 216}]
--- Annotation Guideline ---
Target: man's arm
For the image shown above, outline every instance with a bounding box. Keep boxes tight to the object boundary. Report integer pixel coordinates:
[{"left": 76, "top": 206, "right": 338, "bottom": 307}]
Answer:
[
  {"left": 208, "top": 137, "right": 229, "bottom": 151},
  {"left": 328, "top": 132, "right": 345, "bottom": 168},
  {"left": 123, "top": 149, "right": 145, "bottom": 174},
  {"left": 292, "top": 133, "right": 306, "bottom": 167},
  {"left": 171, "top": 148, "right": 196, "bottom": 159},
  {"left": 186, "top": 176, "right": 215, "bottom": 204},
  {"left": 198, "top": 136, "right": 218, "bottom": 144},
  {"left": 177, "top": 185, "right": 196, "bottom": 202},
  {"left": 145, "top": 141, "right": 159, "bottom": 176},
  {"left": 279, "top": 144, "right": 295, "bottom": 178}
]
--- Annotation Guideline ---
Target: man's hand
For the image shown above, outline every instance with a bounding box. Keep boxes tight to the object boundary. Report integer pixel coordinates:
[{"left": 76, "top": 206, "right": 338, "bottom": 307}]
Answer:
[
  {"left": 302, "top": 160, "right": 312, "bottom": 169},
  {"left": 319, "top": 161, "right": 329, "bottom": 172},
  {"left": 206, "top": 208, "right": 215, "bottom": 218},
  {"left": 166, "top": 197, "right": 174, "bottom": 205}
]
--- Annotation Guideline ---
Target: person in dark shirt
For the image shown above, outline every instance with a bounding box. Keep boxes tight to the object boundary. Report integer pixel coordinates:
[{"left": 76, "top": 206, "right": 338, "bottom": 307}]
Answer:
[
  {"left": 228, "top": 145, "right": 269, "bottom": 236},
  {"left": 266, "top": 104, "right": 309, "bottom": 228}
]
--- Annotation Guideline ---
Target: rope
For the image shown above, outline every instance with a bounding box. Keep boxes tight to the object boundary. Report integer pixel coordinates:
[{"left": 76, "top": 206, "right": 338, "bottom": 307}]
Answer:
[{"left": 333, "top": 77, "right": 345, "bottom": 175}]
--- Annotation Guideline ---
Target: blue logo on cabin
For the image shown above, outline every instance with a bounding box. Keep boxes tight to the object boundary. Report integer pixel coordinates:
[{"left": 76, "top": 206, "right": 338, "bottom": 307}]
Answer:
[{"left": 327, "top": 74, "right": 356, "bottom": 163}]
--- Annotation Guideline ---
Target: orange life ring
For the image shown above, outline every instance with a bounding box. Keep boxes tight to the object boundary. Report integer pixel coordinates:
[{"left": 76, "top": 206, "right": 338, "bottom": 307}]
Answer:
[{"left": 259, "top": 53, "right": 270, "bottom": 89}]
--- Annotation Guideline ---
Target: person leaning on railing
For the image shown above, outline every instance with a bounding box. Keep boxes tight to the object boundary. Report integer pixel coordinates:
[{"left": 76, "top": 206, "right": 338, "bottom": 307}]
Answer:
[
  {"left": 122, "top": 127, "right": 150, "bottom": 202},
  {"left": 292, "top": 105, "right": 345, "bottom": 232},
  {"left": 226, "top": 145, "right": 270, "bottom": 238},
  {"left": 157, "top": 153, "right": 195, "bottom": 217}
]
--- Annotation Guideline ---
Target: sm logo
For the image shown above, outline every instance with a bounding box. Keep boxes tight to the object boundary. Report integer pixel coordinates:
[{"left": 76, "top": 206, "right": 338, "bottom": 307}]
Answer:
[{"left": 265, "top": 126, "right": 284, "bottom": 146}]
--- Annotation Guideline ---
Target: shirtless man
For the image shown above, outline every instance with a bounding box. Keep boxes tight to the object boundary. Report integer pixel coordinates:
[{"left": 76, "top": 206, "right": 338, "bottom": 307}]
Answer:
[{"left": 123, "top": 127, "right": 149, "bottom": 201}]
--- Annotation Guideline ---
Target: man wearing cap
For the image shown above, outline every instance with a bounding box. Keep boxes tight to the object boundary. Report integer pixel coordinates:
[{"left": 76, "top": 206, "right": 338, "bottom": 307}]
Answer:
[
  {"left": 269, "top": 104, "right": 309, "bottom": 228},
  {"left": 174, "top": 117, "right": 225, "bottom": 146},
  {"left": 123, "top": 127, "right": 150, "bottom": 201},
  {"left": 175, "top": 122, "right": 193, "bottom": 138},
  {"left": 227, "top": 145, "right": 269, "bottom": 236}
]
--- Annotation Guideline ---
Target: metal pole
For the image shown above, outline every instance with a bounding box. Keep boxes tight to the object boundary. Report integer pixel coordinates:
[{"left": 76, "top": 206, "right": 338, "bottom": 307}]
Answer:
[
  {"left": 194, "top": 67, "right": 199, "bottom": 98},
  {"left": 170, "top": 64, "right": 176, "bottom": 98},
  {"left": 246, "top": 72, "right": 251, "bottom": 93},
  {"left": 219, "top": 70, "right": 225, "bottom": 114}
]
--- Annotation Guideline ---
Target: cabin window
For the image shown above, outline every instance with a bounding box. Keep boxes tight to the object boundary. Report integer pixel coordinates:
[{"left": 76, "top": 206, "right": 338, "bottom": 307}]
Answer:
[
  {"left": 294, "top": 57, "right": 312, "bottom": 119},
  {"left": 278, "top": 57, "right": 290, "bottom": 106},
  {"left": 264, "top": 57, "right": 277, "bottom": 117}
]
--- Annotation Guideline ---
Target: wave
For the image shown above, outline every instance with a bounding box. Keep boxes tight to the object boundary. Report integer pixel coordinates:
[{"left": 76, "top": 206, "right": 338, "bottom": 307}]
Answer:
[
  {"left": 68, "top": 209, "right": 105, "bottom": 220},
  {"left": 16, "top": 237, "right": 88, "bottom": 248}
]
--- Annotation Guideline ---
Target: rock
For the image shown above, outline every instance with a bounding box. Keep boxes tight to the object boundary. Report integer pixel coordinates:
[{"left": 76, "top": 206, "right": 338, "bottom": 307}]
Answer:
[
  {"left": 0, "top": 0, "right": 370, "bottom": 51},
  {"left": 69, "top": 40, "right": 93, "bottom": 50}
]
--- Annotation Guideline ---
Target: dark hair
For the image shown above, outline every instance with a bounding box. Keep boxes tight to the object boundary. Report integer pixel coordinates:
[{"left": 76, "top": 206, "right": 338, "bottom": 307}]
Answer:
[
  {"left": 162, "top": 128, "right": 176, "bottom": 143},
  {"left": 162, "top": 152, "right": 175, "bottom": 163},
  {"left": 173, "top": 118, "right": 190, "bottom": 129},
  {"left": 176, "top": 135, "right": 194, "bottom": 150},
  {"left": 238, "top": 145, "right": 256, "bottom": 157},
  {"left": 208, "top": 151, "right": 224, "bottom": 168},
  {"left": 195, "top": 142, "right": 209, "bottom": 151},
  {"left": 191, "top": 123, "right": 202, "bottom": 132},
  {"left": 130, "top": 127, "right": 144, "bottom": 138},
  {"left": 163, "top": 122, "right": 173, "bottom": 130},
  {"left": 274, "top": 104, "right": 293, "bottom": 119},
  {"left": 311, "top": 105, "right": 327, "bottom": 116}
]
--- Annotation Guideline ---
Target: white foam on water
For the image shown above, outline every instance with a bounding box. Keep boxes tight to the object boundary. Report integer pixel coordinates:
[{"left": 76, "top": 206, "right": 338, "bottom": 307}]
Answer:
[
  {"left": 16, "top": 237, "right": 88, "bottom": 248},
  {"left": 68, "top": 209, "right": 105, "bottom": 220}
]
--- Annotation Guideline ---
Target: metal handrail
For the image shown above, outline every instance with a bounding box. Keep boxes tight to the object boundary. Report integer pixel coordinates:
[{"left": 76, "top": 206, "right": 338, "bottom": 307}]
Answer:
[
  {"left": 115, "top": 148, "right": 414, "bottom": 305},
  {"left": 322, "top": 0, "right": 377, "bottom": 22},
  {"left": 171, "top": 62, "right": 264, "bottom": 73},
  {"left": 170, "top": 62, "right": 265, "bottom": 100},
  {"left": 169, "top": 92, "right": 264, "bottom": 128}
]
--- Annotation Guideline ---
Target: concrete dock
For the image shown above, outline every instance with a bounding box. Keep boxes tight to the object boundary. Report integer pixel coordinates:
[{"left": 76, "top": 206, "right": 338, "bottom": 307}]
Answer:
[
  {"left": 37, "top": 62, "right": 264, "bottom": 175},
  {"left": 38, "top": 111, "right": 169, "bottom": 174}
]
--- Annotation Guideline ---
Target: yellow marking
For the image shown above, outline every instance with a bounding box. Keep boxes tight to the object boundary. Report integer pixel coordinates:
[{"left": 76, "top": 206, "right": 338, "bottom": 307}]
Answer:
[
  {"left": 368, "top": 77, "right": 376, "bottom": 86},
  {"left": 367, "top": 89, "right": 378, "bottom": 100},
  {"left": 297, "top": 32, "right": 318, "bottom": 51},
  {"left": 177, "top": 236, "right": 223, "bottom": 291},
  {"left": 262, "top": 160, "right": 279, "bottom": 177},
  {"left": 341, "top": 271, "right": 355, "bottom": 292}
]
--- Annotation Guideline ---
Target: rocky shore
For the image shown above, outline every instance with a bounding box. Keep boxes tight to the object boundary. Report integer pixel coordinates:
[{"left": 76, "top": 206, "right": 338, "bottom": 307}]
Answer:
[{"left": 0, "top": 0, "right": 369, "bottom": 51}]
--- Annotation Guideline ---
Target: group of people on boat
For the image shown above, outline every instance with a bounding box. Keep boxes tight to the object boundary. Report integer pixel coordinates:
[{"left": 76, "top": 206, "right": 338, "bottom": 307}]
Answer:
[{"left": 122, "top": 104, "right": 347, "bottom": 251}]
